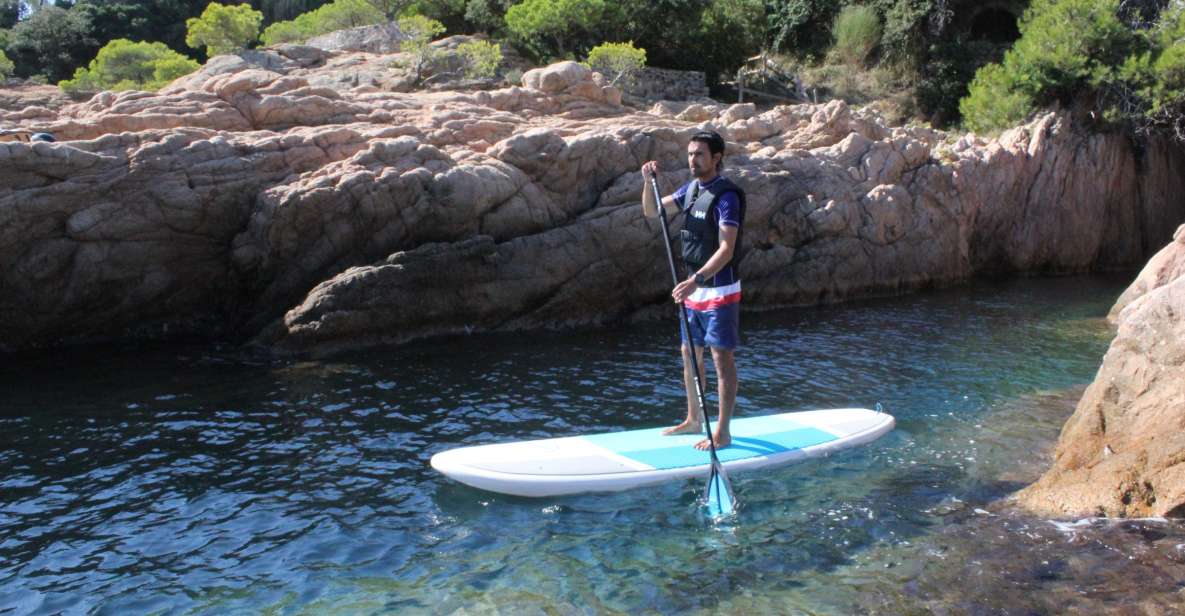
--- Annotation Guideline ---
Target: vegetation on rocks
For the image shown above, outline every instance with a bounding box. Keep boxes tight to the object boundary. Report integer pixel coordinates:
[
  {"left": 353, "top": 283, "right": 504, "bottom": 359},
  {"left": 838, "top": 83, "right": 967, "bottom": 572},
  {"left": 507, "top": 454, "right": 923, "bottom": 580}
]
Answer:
[
  {"left": 260, "top": 0, "right": 384, "bottom": 45},
  {"left": 0, "top": 47, "right": 12, "bottom": 78},
  {"left": 961, "top": 0, "right": 1185, "bottom": 137},
  {"left": 584, "top": 41, "right": 645, "bottom": 88},
  {"left": 59, "top": 38, "right": 199, "bottom": 94},
  {"left": 456, "top": 38, "right": 502, "bottom": 78},
  {"left": 398, "top": 13, "right": 445, "bottom": 83},
  {"left": 185, "top": 2, "right": 265, "bottom": 56},
  {"left": 832, "top": 5, "right": 881, "bottom": 67},
  {"left": 2, "top": 0, "right": 1185, "bottom": 138}
]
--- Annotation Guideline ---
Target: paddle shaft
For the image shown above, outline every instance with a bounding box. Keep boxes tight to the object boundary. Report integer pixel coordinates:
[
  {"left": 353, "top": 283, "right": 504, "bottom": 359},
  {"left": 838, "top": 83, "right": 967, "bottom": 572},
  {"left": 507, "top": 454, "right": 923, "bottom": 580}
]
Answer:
[{"left": 648, "top": 174, "right": 723, "bottom": 465}]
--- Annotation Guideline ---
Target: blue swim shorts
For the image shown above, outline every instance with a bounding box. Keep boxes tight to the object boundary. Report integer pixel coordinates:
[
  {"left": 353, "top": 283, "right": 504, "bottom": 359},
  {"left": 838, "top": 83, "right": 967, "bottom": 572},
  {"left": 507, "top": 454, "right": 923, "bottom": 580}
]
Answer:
[{"left": 680, "top": 302, "right": 740, "bottom": 350}]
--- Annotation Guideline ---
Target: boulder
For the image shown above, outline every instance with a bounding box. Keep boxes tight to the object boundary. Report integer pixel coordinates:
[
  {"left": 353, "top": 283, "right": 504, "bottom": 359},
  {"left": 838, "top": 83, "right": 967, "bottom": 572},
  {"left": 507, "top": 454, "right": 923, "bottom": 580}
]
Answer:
[{"left": 1016, "top": 226, "right": 1185, "bottom": 518}]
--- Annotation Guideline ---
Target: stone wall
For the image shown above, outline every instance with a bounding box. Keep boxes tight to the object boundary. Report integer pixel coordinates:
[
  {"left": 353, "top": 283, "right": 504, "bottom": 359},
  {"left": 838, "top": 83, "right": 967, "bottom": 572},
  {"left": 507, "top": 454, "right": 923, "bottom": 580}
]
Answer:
[{"left": 624, "top": 67, "right": 710, "bottom": 102}]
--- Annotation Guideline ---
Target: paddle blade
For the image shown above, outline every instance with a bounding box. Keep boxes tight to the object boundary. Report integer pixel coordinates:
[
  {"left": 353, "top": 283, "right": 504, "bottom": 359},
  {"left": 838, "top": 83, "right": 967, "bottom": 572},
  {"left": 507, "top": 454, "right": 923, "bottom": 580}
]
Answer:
[{"left": 704, "top": 461, "right": 737, "bottom": 520}]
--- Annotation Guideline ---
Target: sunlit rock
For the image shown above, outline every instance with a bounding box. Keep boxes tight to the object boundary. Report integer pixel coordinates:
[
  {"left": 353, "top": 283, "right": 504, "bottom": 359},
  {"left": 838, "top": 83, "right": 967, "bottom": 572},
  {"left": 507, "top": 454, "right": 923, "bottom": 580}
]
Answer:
[
  {"left": 0, "top": 52, "right": 1183, "bottom": 355},
  {"left": 1017, "top": 225, "right": 1185, "bottom": 518}
]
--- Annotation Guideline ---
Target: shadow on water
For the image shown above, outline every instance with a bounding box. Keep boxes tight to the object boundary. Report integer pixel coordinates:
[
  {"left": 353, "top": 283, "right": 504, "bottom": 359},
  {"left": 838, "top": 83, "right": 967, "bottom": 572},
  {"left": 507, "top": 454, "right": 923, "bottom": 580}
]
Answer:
[{"left": 5, "top": 273, "right": 1185, "bottom": 613}]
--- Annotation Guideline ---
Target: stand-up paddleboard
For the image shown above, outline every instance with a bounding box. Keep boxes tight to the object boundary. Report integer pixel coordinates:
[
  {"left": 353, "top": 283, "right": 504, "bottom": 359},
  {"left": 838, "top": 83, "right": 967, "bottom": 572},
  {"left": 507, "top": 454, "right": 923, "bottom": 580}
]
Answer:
[{"left": 431, "top": 407, "right": 895, "bottom": 497}]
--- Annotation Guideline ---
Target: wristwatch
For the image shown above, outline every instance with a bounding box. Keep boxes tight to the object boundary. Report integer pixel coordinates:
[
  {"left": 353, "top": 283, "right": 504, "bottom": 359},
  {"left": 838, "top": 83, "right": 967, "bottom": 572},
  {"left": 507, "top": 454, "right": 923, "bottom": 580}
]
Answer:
[{"left": 693, "top": 273, "right": 706, "bottom": 286}]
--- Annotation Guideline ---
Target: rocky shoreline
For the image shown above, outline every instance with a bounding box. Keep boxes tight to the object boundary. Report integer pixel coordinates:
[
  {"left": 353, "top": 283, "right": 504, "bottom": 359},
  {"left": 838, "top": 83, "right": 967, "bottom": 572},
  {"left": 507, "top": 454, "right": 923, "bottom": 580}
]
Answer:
[
  {"left": 3, "top": 50, "right": 1183, "bottom": 357},
  {"left": 1017, "top": 224, "right": 1185, "bottom": 518}
]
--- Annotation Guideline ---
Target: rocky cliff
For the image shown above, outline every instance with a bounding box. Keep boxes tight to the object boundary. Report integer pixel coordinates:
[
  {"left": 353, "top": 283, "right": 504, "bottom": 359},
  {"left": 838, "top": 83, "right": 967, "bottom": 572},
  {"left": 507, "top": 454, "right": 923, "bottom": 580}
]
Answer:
[
  {"left": 1017, "top": 225, "right": 1185, "bottom": 518},
  {"left": 1, "top": 48, "right": 1183, "bottom": 355}
]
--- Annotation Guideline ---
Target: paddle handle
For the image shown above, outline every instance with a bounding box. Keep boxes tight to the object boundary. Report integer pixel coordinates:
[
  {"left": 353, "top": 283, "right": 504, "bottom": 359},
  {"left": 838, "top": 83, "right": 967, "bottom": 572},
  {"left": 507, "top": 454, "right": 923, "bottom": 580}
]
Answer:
[{"left": 648, "top": 174, "right": 721, "bottom": 463}]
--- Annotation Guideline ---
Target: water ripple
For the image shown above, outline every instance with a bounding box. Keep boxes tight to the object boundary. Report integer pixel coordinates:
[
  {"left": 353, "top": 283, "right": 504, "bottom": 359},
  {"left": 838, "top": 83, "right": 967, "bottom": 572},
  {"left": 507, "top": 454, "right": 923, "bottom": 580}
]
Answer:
[{"left": 3, "top": 274, "right": 1183, "bottom": 613}]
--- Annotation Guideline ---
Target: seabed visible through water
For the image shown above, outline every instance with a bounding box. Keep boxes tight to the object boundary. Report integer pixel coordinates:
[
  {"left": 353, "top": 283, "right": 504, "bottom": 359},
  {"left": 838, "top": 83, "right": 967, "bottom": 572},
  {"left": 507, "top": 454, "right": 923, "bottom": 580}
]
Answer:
[{"left": 1, "top": 273, "right": 1184, "bottom": 614}]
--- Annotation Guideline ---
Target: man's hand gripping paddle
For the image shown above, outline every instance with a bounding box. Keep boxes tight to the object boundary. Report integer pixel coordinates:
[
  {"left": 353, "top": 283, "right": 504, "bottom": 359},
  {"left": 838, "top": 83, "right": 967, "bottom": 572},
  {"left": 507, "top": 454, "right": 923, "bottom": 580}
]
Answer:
[{"left": 648, "top": 172, "right": 737, "bottom": 520}]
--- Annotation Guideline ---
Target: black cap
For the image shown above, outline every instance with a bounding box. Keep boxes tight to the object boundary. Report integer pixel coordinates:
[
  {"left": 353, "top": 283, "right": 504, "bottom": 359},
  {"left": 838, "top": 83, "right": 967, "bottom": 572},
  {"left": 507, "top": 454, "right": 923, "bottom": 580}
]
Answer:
[{"left": 30, "top": 132, "right": 56, "bottom": 143}]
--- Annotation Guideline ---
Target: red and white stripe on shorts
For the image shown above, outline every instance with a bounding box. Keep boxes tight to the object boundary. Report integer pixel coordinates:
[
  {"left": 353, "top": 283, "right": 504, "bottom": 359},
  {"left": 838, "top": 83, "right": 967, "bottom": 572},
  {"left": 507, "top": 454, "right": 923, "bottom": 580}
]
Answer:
[{"left": 682, "top": 281, "right": 741, "bottom": 312}]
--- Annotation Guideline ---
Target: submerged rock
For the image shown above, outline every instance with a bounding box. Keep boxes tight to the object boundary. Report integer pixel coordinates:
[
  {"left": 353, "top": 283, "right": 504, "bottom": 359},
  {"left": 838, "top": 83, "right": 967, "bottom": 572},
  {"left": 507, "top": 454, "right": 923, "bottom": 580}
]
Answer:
[
  {"left": 1, "top": 53, "right": 1184, "bottom": 354},
  {"left": 1017, "top": 225, "right": 1185, "bottom": 518}
]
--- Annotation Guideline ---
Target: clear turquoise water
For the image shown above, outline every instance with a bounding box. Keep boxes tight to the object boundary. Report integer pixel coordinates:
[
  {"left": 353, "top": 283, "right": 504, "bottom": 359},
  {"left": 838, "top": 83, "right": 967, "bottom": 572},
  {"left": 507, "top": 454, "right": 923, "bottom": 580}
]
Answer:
[{"left": 2, "top": 274, "right": 1183, "bottom": 614}]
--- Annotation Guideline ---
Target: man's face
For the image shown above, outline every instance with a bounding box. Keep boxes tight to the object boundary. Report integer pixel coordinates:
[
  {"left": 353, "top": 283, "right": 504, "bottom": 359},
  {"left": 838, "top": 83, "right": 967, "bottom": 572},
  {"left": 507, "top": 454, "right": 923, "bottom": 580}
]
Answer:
[{"left": 687, "top": 141, "right": 719, "bottom": 179}]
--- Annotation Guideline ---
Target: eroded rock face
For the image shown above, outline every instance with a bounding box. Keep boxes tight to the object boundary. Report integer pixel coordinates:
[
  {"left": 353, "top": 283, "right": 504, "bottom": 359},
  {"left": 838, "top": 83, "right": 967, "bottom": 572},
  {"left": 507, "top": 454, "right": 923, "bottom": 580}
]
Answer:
[
  {"left": 1, "top": 51, "right": 1183, "bottom": 355},
  {"left": 1017, "top": 225, "right": 1185, "bottom": 518}
]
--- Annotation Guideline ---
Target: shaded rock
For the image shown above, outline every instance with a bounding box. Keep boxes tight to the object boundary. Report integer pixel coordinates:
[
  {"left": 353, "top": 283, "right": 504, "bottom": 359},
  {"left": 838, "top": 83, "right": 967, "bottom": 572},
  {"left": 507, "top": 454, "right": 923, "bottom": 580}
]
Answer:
[{"left": 1017, "top": 225, "right": 1185, "bottom": 518}]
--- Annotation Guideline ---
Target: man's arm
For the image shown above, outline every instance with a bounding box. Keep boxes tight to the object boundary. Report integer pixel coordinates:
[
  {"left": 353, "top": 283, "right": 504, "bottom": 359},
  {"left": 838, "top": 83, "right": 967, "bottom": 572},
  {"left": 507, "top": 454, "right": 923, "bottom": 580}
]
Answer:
[
  {"left": 672, "top": 225, "right": 738, "bottom": 302},
  {"left": 640, "top": 161, "right": 680, "bottom": 218}
]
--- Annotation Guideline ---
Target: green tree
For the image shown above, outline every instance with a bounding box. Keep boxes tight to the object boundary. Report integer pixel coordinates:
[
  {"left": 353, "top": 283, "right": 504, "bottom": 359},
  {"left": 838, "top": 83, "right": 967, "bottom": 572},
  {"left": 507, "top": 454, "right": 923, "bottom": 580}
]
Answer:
[
  {"left": 585, "top": 41, "right": 644, "bottom": 87},
  {"left": 5, "top": 5, "right": 95, "bottom": 81},
  {"left": 259, "top": 19, "right": 307, "bottom": 44},
  {"left": 769, "top": 0, "right": 840, "bottom": 57},
  {"left": 406, "top": 0, "right": 466, "bottom": 31},
  {"left": 260, "top": 0, "right": 383, "bottom": 44},
  {"left": 1118, "top": 4, "right": 1185, "bottom": 136},
  {"left": 960, "top": 0, "right": 1134, "bottom": 133},
  {"left": 504, "top": 0, "right": 604, "bottom": 59},
  {"left": 958, "top": 62, "right": 1034, "bottom": 133},
  {"left": 0, "top": 0, "right": 19, "bottom": 28},
  {"left": 456, "top": 38, "right": 501, "bottom": 78},
  {"left": 59, "top": 38, "right": 199, "bottom": 94},
  {"left": 186, "top": 2, "right": 264, "bottom": 56},
  {"left": 249, "top": 0, "right": 334, "bottom": 24},
  {"left": 832, "top": 5, "right": 881, "bottom": 66},
  {"left": 0, "top": 48, "right": 13, "bottom": 78},
  {"left": 695, "top": 0, "right": 764, "bottom": 87},
  {"left": 463, "top": 0, "right": 511, "bottom": 34},
  {"left": 73, "top": 0, "right": 215, "bottom": 63},
  {"left": 364, "top": 0, "right": 411, "bottom": 20},
  {"left": 398, "top": 13, "right": 445, "bottom": 83}
]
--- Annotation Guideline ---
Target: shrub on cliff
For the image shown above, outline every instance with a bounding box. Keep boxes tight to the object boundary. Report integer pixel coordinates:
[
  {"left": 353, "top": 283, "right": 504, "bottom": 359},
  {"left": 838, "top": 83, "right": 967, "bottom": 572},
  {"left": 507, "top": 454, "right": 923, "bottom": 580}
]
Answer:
[
  {"left": 59, "top": 39, "right": 199, "bottom": 94},
  {"left": 0, "top": 49, "right": 12, "bottom": 78},
  {"left": 463, "top": 0, "right": 511, "bottom": 34},
  {"left": 260, "top": 0, "right": 384, "bottom": 45},
  {"left": 457, "top": 39, "right": 502, "bottom": 79},
  {"left": 960, "top": 0, "right": 1135, "bottom": 133},
  {"left": 585, "top": 41, "right": 645, "bottom": 88},
  {"left": 185, "top": 2, "right": 264, "bottom": 57},
  {"left": 1119, "top": 4, "right": 1185, "bottom": 138},
  {"left": 399, "top": 14, "right": 445, "bottom": 83},
  {"left": 2, "top": 5, "right": 95, "bottom": 83},
  {"left": 960, "top": 0, "right": 1185, "bottom": 136},
  {"left": 832, "top": 5, "right": 881, "bottom": 66},
  {"left": 505, "top": 0, "right": 604, "bottom": 59}
]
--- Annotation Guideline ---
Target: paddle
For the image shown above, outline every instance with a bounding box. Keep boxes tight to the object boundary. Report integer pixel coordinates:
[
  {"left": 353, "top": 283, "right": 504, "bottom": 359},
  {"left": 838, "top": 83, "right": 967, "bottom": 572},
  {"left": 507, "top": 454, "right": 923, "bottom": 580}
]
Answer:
[{"left": 647, "top": 173, "right": 737, "bottom": 519}]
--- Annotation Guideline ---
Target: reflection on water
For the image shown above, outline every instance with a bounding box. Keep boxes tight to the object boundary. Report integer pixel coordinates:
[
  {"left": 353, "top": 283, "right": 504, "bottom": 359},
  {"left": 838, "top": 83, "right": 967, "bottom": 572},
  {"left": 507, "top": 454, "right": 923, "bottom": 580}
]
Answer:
[{"left": 1, "top": 274, "right": 1183, "bottom": 614}]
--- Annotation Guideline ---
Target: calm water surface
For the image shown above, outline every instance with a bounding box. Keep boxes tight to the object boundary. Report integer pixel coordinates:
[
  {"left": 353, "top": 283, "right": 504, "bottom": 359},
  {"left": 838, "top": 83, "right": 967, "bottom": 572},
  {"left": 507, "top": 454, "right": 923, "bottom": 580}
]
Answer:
[{"left": 2, "top": 274, "right": 1184, "bottom": 614}]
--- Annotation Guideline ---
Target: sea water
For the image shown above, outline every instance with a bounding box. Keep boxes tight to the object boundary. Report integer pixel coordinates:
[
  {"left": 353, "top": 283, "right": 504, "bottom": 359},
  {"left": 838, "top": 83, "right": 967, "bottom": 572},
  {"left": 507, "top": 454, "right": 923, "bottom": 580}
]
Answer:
[{"left": 2, "top": 274, "right": 1183, "bottom": 614}]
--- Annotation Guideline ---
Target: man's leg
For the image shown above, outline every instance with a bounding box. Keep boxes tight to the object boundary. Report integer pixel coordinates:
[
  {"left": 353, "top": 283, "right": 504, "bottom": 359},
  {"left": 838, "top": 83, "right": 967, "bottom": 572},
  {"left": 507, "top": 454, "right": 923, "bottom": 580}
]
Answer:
[
  {"left": 663, "top": 343, "right": 707, "bottom": 435},
  {"left": 695, "top": 347, "right": 736, "bottom": 450}
]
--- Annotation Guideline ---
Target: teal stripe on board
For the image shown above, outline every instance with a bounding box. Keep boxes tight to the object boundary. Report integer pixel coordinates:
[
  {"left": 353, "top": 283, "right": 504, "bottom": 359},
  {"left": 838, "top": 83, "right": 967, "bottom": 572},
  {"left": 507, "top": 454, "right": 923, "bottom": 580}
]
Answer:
[{"left": 582, "top": 415, "right": 838, "bottom": 470}]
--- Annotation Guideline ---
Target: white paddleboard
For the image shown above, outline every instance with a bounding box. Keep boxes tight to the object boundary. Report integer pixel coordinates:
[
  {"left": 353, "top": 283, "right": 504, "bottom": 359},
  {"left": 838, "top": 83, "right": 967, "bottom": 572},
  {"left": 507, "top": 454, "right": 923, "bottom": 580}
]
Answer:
[{"left": 430, "top": 408, "right": 895, "bottom": 497}]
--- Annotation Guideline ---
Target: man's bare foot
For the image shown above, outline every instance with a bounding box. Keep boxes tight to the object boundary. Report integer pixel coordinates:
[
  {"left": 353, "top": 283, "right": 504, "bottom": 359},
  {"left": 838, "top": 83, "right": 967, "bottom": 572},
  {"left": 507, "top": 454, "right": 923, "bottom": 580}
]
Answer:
[
  {"left": 694, "top": 431, "right": 730, "bottom": 450},
  {"left": 662, "top": 420, "right": 701, "bottom": 436}
]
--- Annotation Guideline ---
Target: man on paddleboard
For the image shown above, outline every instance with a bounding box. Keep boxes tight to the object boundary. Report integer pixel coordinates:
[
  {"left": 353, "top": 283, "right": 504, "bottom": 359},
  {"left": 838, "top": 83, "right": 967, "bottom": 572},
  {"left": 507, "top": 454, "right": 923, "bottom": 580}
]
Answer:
[{"left": 640, "top": 130, "right": 746, "bottom": 450}]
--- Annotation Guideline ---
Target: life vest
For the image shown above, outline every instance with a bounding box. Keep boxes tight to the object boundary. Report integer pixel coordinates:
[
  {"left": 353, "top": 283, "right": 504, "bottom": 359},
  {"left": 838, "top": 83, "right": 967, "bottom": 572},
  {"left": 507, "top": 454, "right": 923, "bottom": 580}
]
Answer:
[{"left": 679, "top": 177, "right": 745, "bottom": 276}]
